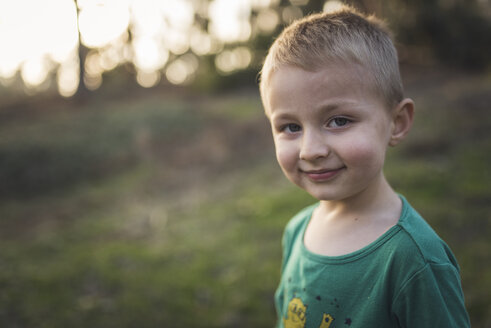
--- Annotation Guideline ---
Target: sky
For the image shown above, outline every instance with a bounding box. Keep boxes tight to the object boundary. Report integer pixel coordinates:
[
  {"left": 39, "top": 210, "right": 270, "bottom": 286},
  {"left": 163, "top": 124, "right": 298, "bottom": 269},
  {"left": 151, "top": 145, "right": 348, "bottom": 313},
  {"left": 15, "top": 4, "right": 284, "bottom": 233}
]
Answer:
[{"left": 0, "top": 0, "right": 340, "bottom": 96}]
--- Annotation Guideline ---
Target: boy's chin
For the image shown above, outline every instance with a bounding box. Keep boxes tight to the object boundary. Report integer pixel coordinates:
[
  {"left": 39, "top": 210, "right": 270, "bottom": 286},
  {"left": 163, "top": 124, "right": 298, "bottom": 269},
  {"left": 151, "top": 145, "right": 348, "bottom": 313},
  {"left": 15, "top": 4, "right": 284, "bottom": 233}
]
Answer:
[
  {"left": 300, "top": 186, "right": 358, "bottom": 202},
  {"left": 300, "top": 187, "right": 343, "bottom": 202},
  {"left": 288, "top": 177, "right": 356, "bottom": 201}
]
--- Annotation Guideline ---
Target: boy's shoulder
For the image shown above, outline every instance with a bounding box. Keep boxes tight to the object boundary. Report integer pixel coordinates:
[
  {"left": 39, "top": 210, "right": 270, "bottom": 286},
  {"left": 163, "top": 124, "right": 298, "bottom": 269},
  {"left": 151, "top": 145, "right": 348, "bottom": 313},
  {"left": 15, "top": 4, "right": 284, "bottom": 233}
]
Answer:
[{"left": 395, "top": 196, "right": 459, "bottom": 269}]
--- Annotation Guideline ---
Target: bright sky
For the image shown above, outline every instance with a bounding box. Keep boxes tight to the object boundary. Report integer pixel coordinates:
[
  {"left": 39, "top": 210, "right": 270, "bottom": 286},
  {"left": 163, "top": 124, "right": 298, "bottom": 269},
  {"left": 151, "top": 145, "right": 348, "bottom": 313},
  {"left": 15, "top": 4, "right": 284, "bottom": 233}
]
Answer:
[{"left": 0, "top": 0, "right": 337, "bottom": 96}]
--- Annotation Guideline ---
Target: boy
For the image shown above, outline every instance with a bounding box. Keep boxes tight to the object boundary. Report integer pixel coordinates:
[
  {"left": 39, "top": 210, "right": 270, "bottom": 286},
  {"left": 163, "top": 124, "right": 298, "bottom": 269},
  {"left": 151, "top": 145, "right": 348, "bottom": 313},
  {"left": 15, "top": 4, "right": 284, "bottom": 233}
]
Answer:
[{"left": 259, "top": 5, "right": 470, "bottom": 328}]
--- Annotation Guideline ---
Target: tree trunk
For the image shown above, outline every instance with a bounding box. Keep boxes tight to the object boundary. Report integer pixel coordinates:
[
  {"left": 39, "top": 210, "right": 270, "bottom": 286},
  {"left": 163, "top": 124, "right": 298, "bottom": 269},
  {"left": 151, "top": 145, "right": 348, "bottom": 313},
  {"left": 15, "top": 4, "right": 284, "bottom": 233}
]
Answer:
[{"left": 75, "top": 0, "right": 90, "bottom": 101}]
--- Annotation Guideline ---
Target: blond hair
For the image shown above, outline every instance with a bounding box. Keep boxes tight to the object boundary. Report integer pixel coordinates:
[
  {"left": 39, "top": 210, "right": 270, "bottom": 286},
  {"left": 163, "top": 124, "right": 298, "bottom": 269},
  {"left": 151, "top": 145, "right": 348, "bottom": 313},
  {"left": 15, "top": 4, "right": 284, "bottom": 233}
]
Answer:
[{"left": 259, "top": 5, "right": 403, "bottom": 109}]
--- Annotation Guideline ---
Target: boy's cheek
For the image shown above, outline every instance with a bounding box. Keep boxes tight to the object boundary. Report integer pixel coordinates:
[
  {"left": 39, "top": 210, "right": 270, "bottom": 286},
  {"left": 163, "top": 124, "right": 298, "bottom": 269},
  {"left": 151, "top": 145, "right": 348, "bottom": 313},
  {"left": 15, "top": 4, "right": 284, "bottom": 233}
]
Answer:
[
  {"left": 275, "top": 143, "right": 297, "bottom": 170},
  {"left": 344, "top": 141, "right": 386, "bottom": 168}
]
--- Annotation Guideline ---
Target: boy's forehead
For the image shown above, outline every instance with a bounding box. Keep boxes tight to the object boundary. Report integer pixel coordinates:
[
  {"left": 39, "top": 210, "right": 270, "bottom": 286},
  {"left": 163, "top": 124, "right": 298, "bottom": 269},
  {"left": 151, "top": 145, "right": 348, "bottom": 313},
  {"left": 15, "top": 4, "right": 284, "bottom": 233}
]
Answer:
[
  {"left": 264, "top": 63, "right": 387, "bottom": 116},
  {"left": 268, "top": 64, "right": 373, "bottom": 100}
]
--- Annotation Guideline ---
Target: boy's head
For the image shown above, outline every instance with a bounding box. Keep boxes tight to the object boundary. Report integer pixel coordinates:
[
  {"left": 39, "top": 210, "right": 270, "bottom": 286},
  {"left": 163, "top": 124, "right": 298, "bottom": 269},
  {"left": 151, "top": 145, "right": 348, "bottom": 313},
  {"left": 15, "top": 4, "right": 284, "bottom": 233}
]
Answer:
[
  {"left": 259, "top": 6, "right": 414, "bottom": 202},
  {"left": 260, "top": 5, "right": 403, "bottom": 111}
]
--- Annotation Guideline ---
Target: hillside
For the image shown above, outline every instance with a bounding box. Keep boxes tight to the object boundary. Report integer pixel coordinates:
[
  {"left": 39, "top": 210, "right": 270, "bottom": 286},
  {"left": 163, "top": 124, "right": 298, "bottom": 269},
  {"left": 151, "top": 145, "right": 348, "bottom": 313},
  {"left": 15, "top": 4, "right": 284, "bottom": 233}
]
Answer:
[{"left": 0, "top": 66, "right": 489, "bottom": 327}]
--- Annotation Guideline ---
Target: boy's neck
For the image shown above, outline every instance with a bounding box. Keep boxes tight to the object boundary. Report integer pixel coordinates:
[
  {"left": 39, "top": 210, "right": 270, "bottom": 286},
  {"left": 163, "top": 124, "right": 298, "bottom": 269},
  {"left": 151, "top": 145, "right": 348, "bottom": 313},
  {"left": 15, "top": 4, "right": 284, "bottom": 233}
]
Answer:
[{"left": 304, "top": 173, "right": 402, "bottom": 257}]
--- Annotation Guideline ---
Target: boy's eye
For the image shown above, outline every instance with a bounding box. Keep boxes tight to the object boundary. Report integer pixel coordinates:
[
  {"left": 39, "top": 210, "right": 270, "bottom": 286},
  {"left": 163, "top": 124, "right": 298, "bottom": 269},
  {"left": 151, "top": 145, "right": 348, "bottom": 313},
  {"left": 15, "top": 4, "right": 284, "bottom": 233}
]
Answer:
[
  {"left": 283, "top": 123, "right": 302, "bottom": 133},
  {"left": 328, "top": 117, "right": 351, "bottom": 128}
]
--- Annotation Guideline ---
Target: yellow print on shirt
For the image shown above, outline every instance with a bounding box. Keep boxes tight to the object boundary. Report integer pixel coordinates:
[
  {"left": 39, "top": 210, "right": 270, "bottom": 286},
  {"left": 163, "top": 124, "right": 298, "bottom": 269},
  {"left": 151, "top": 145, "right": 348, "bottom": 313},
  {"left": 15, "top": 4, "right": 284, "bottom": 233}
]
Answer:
[
  {"left": 284, "top": 297, "right": 307, "bottom": 328},
  {"left": 284, "top": 297, "right": 335, "bottom": 328},
  {"left": 319, "top": 313, "right": 334, "bottom": 328}
]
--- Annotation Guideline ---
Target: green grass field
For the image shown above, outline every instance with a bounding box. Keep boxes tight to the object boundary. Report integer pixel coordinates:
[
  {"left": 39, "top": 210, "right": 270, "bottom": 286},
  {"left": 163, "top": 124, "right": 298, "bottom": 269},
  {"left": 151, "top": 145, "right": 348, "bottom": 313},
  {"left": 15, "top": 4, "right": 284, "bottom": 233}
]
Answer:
[{"left": 0, "top": 69, "right": 490, "bottom": 327}]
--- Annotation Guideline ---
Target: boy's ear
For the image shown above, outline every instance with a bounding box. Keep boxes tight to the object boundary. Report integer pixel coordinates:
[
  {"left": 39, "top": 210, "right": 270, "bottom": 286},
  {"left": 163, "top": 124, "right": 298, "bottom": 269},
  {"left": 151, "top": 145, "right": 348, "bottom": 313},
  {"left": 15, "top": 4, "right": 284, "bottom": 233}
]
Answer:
[{"left": 389, "top": 98, "right": 414, "bottom": 147}]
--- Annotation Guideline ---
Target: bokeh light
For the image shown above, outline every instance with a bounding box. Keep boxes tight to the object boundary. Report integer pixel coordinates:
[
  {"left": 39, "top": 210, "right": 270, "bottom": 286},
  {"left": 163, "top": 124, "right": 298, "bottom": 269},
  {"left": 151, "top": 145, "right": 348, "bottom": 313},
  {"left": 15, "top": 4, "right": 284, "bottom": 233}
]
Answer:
[
  {"left": 190, "top": 27, "right": 213, "bottom": 56},
  {"left": 0, "top": 0, "right": 78, "bottom": 84},
  {"left": 78, "top": 0, "right": 130, "bottom": 48},
  {"left": 209, "top": 0, "right": 252, "bottom": 43},
  {"left": 282, "top": 5, "right": 303, "bottom": 23},
  {"left": 21, "top": 57, "right": 52, "bottom": 87},
  {"left": 132, "top": 37, "right": 169, "bottom": 73},
  {"left": 256, "top": 8, "right": 280, "bottom": 33},
  {"left": 323, "top": 0, "right": 344, "bottom": 13},
  {"left": 0, "top": 0, "right": 291, "bottom": 95},
  {"left": 136, "top": 70, "right": 161, "bottom": 88},
  {"left": 166, "top": 54, "right": 199, "bottom": 85},
  {"left": 250, "top": 0, "right": 280, "bottom": 8},
  {"left": 290, "top": 0, "right": 309, "bottom": 6},
  {"left": 57, "top": 54, "right": 80, "bottom": 97},
  {"left": 215, "top": 47, "right": 252, "bottom": 74}
]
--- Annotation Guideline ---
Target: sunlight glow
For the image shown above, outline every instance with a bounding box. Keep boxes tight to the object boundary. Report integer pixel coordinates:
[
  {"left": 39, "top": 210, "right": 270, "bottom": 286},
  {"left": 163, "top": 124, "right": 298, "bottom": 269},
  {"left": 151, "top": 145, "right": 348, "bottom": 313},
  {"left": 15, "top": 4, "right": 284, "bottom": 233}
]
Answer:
[
  {"left": 290, "top": 0, "right": 309, "bottom": 5},
  {"left": 78, "top": 0, "right": 130, "bottom": 48},
  {"left": 209, "top": 0, "right": 252, "bottom": 43},
  {"left": 0, "top": 0, "right": 78, "bottom": 83},
  {"left": 165, "top": 29, "right": 190, "bottom": 55},
  {"left": 82, "top": 50, "right": 102, "bottom": 91},
  {"left": 256, "top": 8, "right": 280, "bottom": 33},
  {"left": 85, "top": 51, "right": 104, "bottom": 77},
  {"left": 57, "top": 53, "right": 80, "bottom": 97},
  {"left": 282, "top": 5, "right": 303, "bottom": 23},
  {"left": 129, "top": 0, "right": 194, "bottom": 71},
  {"left": 163, "top": 0, "right": 194, "bottom": 29},
  {"left": 190, "top": 27, "right": 213, "bottom": 56},
  {"left": 166, "top": 61, "right": 189, "bottom": 85},
  {"left": 215, "top": 47, "right": 252, "bottom": 74},
  {"left": 250, "top": 0, "right": 280, "bottom": 9},
  {"left": 136, "top": 70, "right": 160, "bottom": 88},
  {"left": 166, "top": 54, "right": 199, "bottom": 85},
  {"left": 323, "top": 0, "right": 344, "bottom": 13},
  {"left": 133, "top": 37, "right": 169, "bottom": 72},
  {"left": 0, "top": 0, "right": 278, "bottom": 95},
  {"left": 130, "top": 0, "right": 165, "bottom": 36},
  {"left": 21, "top": 57, "right": 51, "bottom": 87},
  {"left": 84, "top": 74, "right": 103, "bottom": 91}
]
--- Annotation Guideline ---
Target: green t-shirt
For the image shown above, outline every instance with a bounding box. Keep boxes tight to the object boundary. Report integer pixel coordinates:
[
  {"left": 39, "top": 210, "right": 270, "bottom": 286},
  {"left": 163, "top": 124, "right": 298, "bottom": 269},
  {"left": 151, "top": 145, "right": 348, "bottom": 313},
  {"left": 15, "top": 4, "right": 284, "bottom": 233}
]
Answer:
[{"left": 275, "top": 196, "right": 470, "bottom": 328}]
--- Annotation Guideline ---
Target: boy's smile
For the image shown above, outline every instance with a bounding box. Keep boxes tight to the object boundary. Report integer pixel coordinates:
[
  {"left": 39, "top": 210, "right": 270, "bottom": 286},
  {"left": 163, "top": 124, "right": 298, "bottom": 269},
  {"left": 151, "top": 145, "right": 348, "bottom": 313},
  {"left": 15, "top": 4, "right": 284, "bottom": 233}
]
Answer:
[
  {"left": 302, "top": 167, "right": 345, "bottom": 182},
  {"left": 265, "top": 64, "right": 396, "bottom": 202}
]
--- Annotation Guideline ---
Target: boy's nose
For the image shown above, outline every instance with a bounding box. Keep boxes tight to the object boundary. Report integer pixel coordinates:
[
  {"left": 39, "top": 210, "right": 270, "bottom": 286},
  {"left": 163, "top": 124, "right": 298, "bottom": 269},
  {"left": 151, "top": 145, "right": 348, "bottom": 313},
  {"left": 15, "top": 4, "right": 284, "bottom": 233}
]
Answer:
[{"left": 299, "top": 130, "right": 329, "bottom": 161}]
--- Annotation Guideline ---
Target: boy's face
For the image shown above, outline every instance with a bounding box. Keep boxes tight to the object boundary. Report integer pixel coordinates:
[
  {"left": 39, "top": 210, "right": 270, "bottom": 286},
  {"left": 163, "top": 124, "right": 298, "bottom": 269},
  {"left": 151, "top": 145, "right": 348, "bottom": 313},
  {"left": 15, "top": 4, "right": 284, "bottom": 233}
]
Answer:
[{"left": 264, "top": 64, "right": 395, "bottom": 201}]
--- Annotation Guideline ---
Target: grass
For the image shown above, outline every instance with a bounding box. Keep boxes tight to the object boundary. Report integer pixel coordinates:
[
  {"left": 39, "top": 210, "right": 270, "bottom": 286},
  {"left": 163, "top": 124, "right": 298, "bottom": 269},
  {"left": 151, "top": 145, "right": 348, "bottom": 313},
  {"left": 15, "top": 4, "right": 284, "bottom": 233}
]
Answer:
[{"left": 0, "top": 69, "right": 490, "bottom": 327}]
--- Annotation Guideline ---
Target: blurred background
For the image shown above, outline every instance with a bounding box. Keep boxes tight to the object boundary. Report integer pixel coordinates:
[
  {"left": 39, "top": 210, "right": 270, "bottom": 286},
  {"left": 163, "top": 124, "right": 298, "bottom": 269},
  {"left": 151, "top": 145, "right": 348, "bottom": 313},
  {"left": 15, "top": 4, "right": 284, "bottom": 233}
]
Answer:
[{"left": 0, "top": 0, "right": 490, "bottom": 326}]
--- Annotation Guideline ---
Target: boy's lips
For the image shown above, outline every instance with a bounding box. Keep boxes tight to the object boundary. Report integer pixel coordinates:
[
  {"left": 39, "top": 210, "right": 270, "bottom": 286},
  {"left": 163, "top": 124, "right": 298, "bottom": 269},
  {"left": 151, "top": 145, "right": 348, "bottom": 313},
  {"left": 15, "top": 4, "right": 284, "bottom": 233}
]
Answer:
[{"left": 301, "top": 167, "right": 345, "bottom": 181}]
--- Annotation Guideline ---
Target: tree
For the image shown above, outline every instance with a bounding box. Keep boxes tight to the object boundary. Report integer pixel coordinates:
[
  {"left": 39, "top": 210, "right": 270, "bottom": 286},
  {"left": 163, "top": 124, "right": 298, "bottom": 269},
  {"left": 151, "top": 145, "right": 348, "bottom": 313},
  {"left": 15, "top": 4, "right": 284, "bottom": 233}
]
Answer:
[{"left": 75, "top": 0, "right": 90, "bottom": 100}]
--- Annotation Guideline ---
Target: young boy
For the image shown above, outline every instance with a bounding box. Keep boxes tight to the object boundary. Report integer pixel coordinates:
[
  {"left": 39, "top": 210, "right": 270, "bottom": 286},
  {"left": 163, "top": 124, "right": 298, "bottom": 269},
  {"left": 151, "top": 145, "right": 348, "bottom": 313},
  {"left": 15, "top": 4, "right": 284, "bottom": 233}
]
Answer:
[{"left": 259, "top": 5, "right": 470, "bottom": 328}]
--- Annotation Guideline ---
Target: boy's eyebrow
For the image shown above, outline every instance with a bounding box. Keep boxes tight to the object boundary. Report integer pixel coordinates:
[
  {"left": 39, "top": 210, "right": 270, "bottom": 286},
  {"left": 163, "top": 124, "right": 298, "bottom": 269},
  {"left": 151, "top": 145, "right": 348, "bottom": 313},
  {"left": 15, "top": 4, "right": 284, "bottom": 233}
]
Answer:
[
  {"left": 318, "top": 103, "right": 339, "bottom": 112},
  {"left": 270, "top": 111, "right": 296, "bottom": 122},
  {"left": 270, "top": 101, "right": 356, "bottom": 121},
  {"left": 317, "top": 100, "right": 361, "bottom": 112}
]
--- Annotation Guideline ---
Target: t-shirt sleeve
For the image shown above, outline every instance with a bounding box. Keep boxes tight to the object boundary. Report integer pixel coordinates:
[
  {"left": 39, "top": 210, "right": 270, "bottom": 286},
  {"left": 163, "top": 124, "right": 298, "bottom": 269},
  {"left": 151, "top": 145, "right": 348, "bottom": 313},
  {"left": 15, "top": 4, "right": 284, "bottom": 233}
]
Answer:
[{"left": 392, "top": 262, "right": 470, "bottom": 328}]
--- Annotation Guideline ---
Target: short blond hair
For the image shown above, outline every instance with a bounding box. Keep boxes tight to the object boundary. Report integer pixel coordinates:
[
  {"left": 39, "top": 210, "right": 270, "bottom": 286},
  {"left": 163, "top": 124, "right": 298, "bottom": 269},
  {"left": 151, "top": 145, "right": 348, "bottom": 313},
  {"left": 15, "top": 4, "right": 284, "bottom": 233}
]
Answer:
[{"left": 260, "top": 5, "right": 403, "bottom": 109}]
